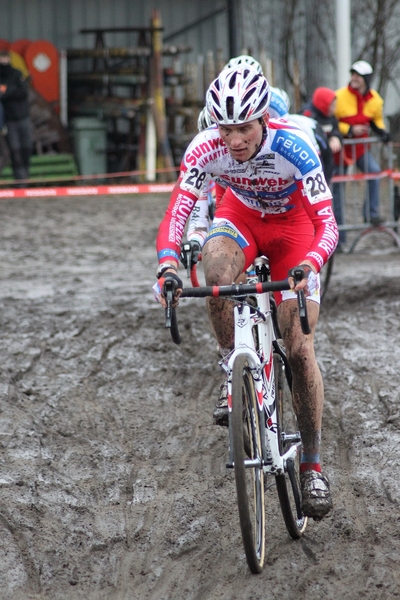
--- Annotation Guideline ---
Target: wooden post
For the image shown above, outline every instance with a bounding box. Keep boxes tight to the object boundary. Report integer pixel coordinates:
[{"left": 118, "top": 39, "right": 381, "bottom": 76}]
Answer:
[
  {"left": 216, "top": 48, "right": 225, "bottom": 75},
  {"left": 205, "top": 50, "right": 215, "bottom": 93},
  {"left": 149, "top": 10, "right": 175, "bottom": 182}
]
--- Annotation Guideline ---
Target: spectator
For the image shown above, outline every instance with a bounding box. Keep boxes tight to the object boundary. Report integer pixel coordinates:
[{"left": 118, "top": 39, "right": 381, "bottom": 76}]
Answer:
[
  {"left": 302, "top": 87, "right": 342, "bottom": 186},
  {"left": 0, "top": 49, "right": 32, "bottom": 184},
  {"left": 0, "top": 100, "right": 10, "bottom": 174},
  {"left": 333, "top": 60, "right": 390, "bottom": 233}
]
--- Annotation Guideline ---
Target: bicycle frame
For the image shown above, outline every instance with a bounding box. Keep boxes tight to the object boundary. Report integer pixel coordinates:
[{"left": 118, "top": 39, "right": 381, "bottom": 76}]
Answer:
[{"left": 224, "top": 289, "right": 300, "bottom": 477}]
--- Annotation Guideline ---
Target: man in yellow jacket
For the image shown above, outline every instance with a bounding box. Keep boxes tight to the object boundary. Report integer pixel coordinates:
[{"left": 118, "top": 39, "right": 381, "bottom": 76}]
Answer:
[{"left": 333, "top": 60, "right": 390, "bottom": 241}]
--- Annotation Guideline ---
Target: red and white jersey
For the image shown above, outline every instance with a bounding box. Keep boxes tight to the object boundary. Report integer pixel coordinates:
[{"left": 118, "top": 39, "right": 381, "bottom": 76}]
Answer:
[{"left": 157, "top": 120, "right": 338, "bottom": 271}]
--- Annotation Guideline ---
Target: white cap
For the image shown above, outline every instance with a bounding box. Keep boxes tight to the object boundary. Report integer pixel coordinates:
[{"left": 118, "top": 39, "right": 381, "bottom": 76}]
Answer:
[{"left": 351, "top": 60, "right": 373, "bottom": 76}]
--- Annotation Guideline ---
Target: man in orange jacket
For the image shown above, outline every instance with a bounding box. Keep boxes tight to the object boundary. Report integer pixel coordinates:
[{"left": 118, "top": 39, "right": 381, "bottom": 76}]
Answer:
[{"left": 333, "top": 60, "right": 390, "bottom": 240}]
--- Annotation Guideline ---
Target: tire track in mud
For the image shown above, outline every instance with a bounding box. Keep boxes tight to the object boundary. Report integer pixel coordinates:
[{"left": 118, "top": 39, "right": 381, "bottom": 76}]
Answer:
[
  {"left": 0, "top": 505, "right": 41, "bottom": 593},
  {"left": 1, "top": 196, "right": 400, "bottom": 598},
  {"left": 313, "top": 255, "right": 400, "bottom": 598}
]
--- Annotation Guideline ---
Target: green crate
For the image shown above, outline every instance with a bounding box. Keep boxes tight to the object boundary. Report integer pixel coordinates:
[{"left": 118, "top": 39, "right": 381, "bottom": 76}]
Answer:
[{"left": 0, "top": 153, "right": 79, "bottom": 182}]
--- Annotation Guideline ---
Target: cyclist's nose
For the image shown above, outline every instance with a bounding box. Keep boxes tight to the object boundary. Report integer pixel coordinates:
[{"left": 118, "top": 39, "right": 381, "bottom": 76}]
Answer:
[{"left": 230, "top": 132, "right": 245, "bottom": 148}]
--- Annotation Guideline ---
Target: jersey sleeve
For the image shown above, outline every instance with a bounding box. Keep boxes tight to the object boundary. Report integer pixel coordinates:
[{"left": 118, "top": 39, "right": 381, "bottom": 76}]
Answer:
[
  {"left": 299, "top": 176, "right": 338, "bottom": 271},
  {"left": 156, "top": 130, "right": 219, "bottom": 263},
  {"left": 187, "top": 180, "right": 211, "bottom": 247},
  {"left": 156, "top": 175, "right": 199, "bottom": 263}
]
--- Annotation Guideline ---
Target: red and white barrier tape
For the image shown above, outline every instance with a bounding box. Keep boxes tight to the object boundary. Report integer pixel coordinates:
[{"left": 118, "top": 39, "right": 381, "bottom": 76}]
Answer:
[
  {"left": 331, "top": 169, "right": 393, "bottom": 183},
  {"left": 0, "top": 183, "right": 175, "bottom": 199},
  {"left": 0, "top": 170, "right": 399, "bottom": 198}
]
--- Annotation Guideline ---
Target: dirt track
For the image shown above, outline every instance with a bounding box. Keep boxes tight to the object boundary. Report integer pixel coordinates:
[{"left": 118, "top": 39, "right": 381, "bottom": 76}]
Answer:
[{"left": 1, "top": 192, "right": 400, "bottom": 599}]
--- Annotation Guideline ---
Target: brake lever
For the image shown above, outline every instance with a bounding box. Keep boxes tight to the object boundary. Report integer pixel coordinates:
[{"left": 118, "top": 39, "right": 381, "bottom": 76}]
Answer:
[
  {"left": 164, "top": 279, "right": 174, "bottom": 328},
  {"left": 163, "top": 278, "right": 181, "bottom": 344},
  {"left": 293, "top": 267, "right": 311, "bottom": 335}
]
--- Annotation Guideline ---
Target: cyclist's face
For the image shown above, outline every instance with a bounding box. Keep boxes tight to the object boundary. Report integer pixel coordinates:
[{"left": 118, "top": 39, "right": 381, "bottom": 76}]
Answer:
[{"left": 218, "top": 119, "right": 264, "bottom": 162}]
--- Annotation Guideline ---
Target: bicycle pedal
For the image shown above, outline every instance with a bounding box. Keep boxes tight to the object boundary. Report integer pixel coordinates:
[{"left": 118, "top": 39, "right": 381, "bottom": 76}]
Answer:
[{"left": 282, "top": 432, "right": 301, "bottom": 443}]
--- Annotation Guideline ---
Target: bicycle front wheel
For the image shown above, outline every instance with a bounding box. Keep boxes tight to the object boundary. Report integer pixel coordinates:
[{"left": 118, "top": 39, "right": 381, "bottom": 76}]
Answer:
[
  {"left": 274, "top": 352, "right": 308, "bottom": 539},
  {"left": 231, "top": 355, "right": 265, "bottom": 574}
]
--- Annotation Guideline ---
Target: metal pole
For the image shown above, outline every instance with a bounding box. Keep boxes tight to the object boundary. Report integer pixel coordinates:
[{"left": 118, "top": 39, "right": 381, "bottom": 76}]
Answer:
[
  {"left": 59, "top": 50, "right": 68, "bottom": 127},
  {"left": 227, "top": 0, "right": 240, "bottom": 58},
  {"left": 336, "top": 0, "right": 351, "bottom": 88}
]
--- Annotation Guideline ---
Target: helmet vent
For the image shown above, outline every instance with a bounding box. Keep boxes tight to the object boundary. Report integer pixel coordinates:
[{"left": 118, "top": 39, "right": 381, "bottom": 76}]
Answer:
[
  {"left": 255, "top": 94, "right": 270, "bottom": 114},
  {"left": 239, "top": 107, "right": 250, "bottom": 121},
  {"left": 228, "top": 72, "right": 237, "bottom": 89},
  {"left": 213, "top": 107, "right": 223, "bottom": 122},
  {"left": 226, "top": 97, "right": 234, "bottom": 119},
  {"left": 210, "top": 90, "right": 220, "bottom": 106},
  {"left": 242, "top": 87, "right": 257, "bottom": 105}
]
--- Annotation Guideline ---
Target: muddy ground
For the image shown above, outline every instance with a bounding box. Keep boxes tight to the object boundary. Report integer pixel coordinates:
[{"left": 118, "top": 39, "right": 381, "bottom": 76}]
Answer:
[{"left": 0, "top": 193, "right": 400, "bottom": 599}]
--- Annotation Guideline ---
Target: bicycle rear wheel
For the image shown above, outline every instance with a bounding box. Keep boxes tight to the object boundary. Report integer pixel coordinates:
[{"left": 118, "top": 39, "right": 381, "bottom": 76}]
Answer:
[
  {"left": 231, "top": 355, "right": 265, "bottom": 574},
  {"left": 274, "top": 352, "right": 308, "bottom": 538}
]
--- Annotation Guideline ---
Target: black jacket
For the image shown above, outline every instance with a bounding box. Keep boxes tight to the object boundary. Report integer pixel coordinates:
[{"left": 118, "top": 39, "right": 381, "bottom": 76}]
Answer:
[
  {"left": 301, "top": 102, "right": 342, "bottom": 183},
  {"left": 0, "top": 64, "right": 30, "bottom": 122}
]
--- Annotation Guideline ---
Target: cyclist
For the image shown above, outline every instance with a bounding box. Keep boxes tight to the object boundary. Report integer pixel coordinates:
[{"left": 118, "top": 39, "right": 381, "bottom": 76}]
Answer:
[
  {"left": 155, "top": 67, "right": 338, "bottom": 520},
  {"left": 183, "top": 56, "right": 293, "bottom": 266}
]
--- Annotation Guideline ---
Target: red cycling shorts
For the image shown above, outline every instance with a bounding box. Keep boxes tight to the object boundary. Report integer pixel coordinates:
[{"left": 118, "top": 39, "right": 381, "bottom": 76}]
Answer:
[{"left": 207, "top": 189, "right": 319, "bottom": 305}]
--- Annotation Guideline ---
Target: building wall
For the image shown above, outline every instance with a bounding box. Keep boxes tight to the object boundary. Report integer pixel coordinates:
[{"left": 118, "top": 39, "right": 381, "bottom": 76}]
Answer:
[
  {"left": 0, "top": 0, "right": 229, "bottom": 63},
  {"left": 1, "top": 0, "right": 397, "bottom": 118}
]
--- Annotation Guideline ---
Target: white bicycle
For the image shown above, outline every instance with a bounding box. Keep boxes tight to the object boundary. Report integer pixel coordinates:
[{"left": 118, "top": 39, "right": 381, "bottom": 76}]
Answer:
[{"left": 163, "top": 257, "right": 309, "bottom": 574}]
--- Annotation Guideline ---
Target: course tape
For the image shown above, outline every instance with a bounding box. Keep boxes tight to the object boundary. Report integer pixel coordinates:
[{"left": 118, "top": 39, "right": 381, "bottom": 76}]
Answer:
[
  {"left": 0, "top": 183, "right": 175, "bottom": 199},
  {"left": 331, "top": 169, "right": 393, "bottom": 183},
  {"left": 1, "top": 170, "right": 400, "bottom": 198}
]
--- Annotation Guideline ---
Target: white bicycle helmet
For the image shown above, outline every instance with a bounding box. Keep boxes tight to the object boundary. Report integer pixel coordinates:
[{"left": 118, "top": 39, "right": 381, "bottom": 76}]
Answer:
[
  {"left": 197, "top": 106, "right": 214, "bottom": 132},
  {"left": 351, "top": 60, "right": 373, "bottom": 76},
  {"left": 206, "top": 67, "right": 270, "bottom": 125},
  {"left": 223, "top": 54, "right": 263, "bottom": 75},
  {"left": 269, "top": 86, "right": 291, "bottom": 118}
]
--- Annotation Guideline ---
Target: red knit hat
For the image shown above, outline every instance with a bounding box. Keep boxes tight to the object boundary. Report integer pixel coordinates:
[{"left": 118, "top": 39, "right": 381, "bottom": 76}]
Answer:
[{"left": 312, "top": 87, "right": 336, "bottom": 116}]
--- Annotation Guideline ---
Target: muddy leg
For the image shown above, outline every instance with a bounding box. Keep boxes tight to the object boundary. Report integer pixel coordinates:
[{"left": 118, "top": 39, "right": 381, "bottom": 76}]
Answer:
[
  {"left": 277, "top": 299, "right": 323, "bottom": 463},
  {"left": 202, "top": 236, "right": 245, "bottom": 351}
]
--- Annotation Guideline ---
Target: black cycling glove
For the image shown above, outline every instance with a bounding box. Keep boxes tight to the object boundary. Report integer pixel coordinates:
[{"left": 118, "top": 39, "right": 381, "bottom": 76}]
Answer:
[
  {"left": 288, "top": 264, "right": 312, "bottom": 281},
  {"left": 160, "top": 271, "right": 183, "bottom": 290}
]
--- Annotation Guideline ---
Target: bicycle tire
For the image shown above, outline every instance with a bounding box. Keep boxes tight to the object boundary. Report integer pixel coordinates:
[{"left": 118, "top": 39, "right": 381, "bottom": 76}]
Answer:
[
  {"left": 231, "top": 355, "right": 265, "bottom": 574},
  {"left": 273, "top": 352, "right": 308, "bottom": 539}
]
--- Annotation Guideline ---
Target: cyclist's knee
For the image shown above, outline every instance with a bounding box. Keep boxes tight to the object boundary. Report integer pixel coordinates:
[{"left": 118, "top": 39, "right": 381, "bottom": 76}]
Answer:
[{"left": 203, "top": 237, "right": 245, "bottom": 285}]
